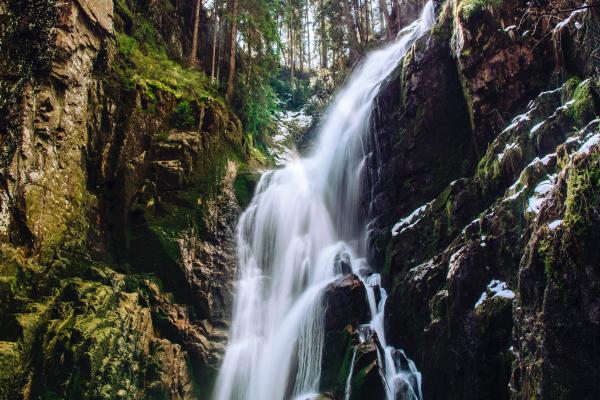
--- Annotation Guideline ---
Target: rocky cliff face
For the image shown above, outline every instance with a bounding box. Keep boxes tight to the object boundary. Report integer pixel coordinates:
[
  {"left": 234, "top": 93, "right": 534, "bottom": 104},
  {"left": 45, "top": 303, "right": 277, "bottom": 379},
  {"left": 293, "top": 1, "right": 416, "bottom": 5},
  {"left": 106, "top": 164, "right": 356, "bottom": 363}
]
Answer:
[
  {"left": 0, "top": 0, "right": 258, "bottom": 398},
  {"left": 365, "top": 0, "right": 600, "bottom": 399}
]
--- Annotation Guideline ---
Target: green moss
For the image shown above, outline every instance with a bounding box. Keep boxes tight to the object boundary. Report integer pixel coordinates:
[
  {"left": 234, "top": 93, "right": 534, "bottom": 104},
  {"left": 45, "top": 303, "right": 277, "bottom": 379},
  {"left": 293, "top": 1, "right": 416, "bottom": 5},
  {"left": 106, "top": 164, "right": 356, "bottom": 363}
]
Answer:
[
  {"left": 431, "top": 0, "right": 454, "bottom": 41},
  {"left": 0, "top": 341, "right": 23, "bottom": 399},
  {"left": 538, "top": 233, "right": 561, "bottom": 285},
  {"left": 460, "top": 0, "right": 503, "bottom": 20},
  {"left": 348, "top": 345, "right": 379, "bottom": 400},
  {"left": 114, "top": 31, "right": 216, "bottom": 104},
  {"left": 233, "top": 166, "right": 259, "bottom": 209},
  {"left": 564, "top": 151, "right": 600, "bottom": 233},
  {"left": 430, "top": 289, "right": 448, "bottom": 320},
  {"left": 171, "top": 100, "right": 196, "bottom": 129},
  {"left": 476, "top": 149, "right": 500, "bottom": 183},
  {"left": 129, "top": 146, "right": 243, "bottom": 285},
  {"left": 569, "top": 79, "right": 598, "bottom": 126},
  {"left": 561, "top": 77, "right": 581, "bottom": 104},
  {"left": 320, "top": 328, "right": 355, "bottom": 394}
]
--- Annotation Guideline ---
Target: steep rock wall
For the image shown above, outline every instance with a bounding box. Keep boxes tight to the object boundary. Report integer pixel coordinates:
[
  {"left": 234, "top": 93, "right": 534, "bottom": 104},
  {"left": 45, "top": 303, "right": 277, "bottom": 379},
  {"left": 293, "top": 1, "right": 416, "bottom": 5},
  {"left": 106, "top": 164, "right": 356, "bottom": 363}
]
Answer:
[
  {"left": 0, "top": 0, "right": 255, "bottom": 398},
  {"left": 367, "top": 0, "right": 600, "bottom": 399}
]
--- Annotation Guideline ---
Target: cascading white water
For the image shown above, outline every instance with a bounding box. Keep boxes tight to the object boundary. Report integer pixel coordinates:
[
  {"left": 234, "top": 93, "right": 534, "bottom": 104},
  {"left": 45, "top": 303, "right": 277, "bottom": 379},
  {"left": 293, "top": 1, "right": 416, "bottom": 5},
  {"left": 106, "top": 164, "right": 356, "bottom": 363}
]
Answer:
[{"left": 213, "top": 4, "right": 434, "bottom": 399}]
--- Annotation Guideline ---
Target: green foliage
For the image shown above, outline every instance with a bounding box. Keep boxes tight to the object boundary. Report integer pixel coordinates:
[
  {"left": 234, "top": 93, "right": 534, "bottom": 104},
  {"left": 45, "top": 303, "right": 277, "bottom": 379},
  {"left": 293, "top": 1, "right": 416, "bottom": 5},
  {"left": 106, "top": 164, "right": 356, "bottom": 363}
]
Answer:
[
  {"left": 112, "top": 3, "right": 217, "bottom": 104},
  {"left": 460, "top": 0, "right": 503, "bottom": 19},
  {"left": 271, "top": 69, "right": 314, "bottom": 110},
  {"left": 239, "top": 79, "right": 279, "bottom": 139},
  {"left": 172, "top": 101, "right": 196, "bottom": 129},
  {"left": 114, "top": 32, "right": 215, "bottom": 102}
]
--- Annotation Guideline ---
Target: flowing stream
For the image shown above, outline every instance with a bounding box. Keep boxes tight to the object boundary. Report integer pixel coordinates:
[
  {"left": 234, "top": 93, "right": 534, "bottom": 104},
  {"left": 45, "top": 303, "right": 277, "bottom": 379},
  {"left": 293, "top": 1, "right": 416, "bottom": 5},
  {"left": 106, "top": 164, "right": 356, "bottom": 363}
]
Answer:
[{"left": 213, "top": 3, "right": 434, "bottom": 399}]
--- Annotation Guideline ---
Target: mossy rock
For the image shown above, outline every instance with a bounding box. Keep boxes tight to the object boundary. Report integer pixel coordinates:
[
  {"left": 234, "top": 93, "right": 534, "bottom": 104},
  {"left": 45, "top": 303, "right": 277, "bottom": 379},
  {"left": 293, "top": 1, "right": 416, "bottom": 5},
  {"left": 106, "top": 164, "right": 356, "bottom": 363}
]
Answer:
[
  {"left": 459, "top": 0, "right": 503, "bottom": 21},
  {"left": 347, "top": 340, "right": 385, "bottom": 400},
  {"left": 0, "top": 341, "right": 23, "bottom": 399},
  {"left": 233, "top": 166, "right": 261, "bottom": 209},
  {"left": 568, "top": 78, "right": 599, "bottom": 126}
]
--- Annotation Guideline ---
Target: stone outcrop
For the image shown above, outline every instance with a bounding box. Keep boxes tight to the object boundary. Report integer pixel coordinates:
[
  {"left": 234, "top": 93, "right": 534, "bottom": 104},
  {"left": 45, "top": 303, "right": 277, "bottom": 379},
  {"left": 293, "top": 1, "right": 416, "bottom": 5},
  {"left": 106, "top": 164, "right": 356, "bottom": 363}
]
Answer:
[
  {"left": 366, "top": 0, "right": 600, "bottom": 399},
  {"left": 0, "top": 0, "right": 255, "bottom": 398},
  {"left": 319, "top": 274, "right": 372, "bottom": 397}
]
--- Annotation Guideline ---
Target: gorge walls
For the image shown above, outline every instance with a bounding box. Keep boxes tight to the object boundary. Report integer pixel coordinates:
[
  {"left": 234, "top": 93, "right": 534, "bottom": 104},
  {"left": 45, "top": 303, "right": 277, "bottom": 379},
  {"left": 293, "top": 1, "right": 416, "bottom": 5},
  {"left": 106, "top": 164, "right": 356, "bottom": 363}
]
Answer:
[
  {"left": 367, "top": 0, "right": 600, "bottom": 399},
  {"left": 0, "top": 1, "right": 256, "bottom": 398}
]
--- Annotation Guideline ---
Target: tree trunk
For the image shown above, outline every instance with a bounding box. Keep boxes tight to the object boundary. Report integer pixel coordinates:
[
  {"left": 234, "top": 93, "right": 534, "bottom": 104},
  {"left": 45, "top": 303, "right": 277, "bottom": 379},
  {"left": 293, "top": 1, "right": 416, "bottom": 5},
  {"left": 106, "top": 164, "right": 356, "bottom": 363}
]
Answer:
[
  {"left": 190, "top": 0, "right": 202, "bottom": 65},
  {"left": 391, "top": 0, "right": 401, "bottom": 34},
  {"left": 217, "top": 25, "right": 223, "bottom": 82},
  {"left": 210, "top": 1, "right": 218, "bottom": 82},
  {"left": 305, "top": 1, "right": 311, "bottom": 70},
  {"left": 277, "top": 14, "right": 283, "bottom": 66},
  {"left": 352, "top": 0, "right": 364, "bottom": 43},
  {"left": 364, "top": 0, "right": 370, "bottom": 42},
  {"left": 290, "top": 17, "right": 295, "bottom": 86},
  {"left": 369, "top": 0, "right": 375, "bottom": 36},
  {"left": 299, "top": 9, "right": 304, "bottom": 77},
  {"left": 225, "top": 0, "right": 238, "bottom": 102},
  {"left": 320, "top": 0, "right": 328, "bottom": 69},
  {"left": 343, "top": 0, "right": 358, "bottom": 60},
  {"left": 378, "top": 0, "right": 384, "bottom": 30},
  {"left": 378, "top": 0, "right": 393, "bottom": 40}
]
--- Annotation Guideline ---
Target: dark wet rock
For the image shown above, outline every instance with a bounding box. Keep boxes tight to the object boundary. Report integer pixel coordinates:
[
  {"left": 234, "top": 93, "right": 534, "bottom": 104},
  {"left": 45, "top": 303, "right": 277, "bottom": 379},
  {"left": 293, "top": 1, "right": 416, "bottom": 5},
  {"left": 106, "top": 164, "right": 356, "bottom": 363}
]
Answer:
[
  {"left": 366, "top": 0, "right": 600, "bottom": 399},
  {"left": 0, "top": 0, "right": 250, "bottom": 398},
  {"left": 319, "top": 274, "right": 371, "bottom": 396},
  {"left": 323, "top": 274, "right": 371, "bottom": 331},
  {"left": 349, "top": 339, "right": 385, "bottom": 400},
  {"left": 366, "top": 8, "right": 477, "bottom": 267}
]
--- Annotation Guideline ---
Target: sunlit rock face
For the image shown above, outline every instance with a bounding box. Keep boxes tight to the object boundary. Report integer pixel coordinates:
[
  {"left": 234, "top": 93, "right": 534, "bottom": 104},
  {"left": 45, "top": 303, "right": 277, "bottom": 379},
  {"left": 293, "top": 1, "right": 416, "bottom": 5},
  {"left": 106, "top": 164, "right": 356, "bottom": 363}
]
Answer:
[
  {"left": 367, "top": 0, "right": 600, "bottom": 399},
  {"left": 0, "top": 0, "right": 249, "bottom": 398}
]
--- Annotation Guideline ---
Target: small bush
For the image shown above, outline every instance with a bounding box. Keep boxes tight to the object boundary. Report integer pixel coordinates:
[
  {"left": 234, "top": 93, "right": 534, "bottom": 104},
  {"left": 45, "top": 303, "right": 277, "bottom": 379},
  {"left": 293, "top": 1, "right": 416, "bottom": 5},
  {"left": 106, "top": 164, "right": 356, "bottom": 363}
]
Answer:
[{"left": 172, "top": 101, "right": 196, "bottom": 130}]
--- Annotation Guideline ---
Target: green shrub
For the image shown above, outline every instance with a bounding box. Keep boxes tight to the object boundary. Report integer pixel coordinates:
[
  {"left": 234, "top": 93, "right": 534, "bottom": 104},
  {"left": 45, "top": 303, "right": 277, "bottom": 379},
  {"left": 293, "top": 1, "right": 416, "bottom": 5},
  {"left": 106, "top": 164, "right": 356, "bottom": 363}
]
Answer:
[{"left": 172, "top": 101, "right": 196, "bottom": 130}]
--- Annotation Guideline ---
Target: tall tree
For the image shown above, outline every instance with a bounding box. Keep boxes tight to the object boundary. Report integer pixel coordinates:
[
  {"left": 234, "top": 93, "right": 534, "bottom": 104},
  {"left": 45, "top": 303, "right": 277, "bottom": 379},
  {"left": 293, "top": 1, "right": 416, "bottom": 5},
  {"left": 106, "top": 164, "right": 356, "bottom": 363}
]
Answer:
[
  {"left": 352, "top": 0, "right": 364, "bottom": 43},
  {"left": 289, "top": 13, "right": 295, "bottom": 85},
  {"left": 391, "top": 0, "right": 401, "bottom": 33},
  {"left": 319, "top": 0, "right": 328, "bottom": 68},
  {"left": 305, "top": 0, "right": 311, "bottom": 70},
  {"left": 190, "top": 0, "right": 202, "bottom": 65},
  {"left": 343, "top": 0, "right": 358, "bottom": 60},
  {"left": 378, "top": 0, "right": 393, "bottom": 39},
  {"left": 364, "top": 0, "right": 370, "bottom": 42},
  {"left": 210, "top": 0, "right": 219, "bottom": 82},
  {"left": 225, "top": 0, "right": 238, "bottom": 101}
]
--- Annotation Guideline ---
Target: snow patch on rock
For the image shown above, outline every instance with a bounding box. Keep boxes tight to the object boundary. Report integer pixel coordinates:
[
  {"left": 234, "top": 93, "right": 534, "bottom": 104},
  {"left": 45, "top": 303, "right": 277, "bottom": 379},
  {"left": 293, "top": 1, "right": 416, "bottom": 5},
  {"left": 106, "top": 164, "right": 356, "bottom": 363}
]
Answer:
[
  {"left": 475, "top": 280, "right": 515, "bottom": 308},
  {"left": 392, "top": 202, "right": 431, "bottom": 236}
]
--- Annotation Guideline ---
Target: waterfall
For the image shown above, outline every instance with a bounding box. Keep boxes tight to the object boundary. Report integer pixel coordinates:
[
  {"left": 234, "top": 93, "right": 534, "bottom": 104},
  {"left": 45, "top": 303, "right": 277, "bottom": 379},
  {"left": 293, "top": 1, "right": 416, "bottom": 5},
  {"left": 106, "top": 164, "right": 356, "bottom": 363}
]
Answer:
[{"left": 213, "top": 3, "right": 435, "bottom": 399}]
